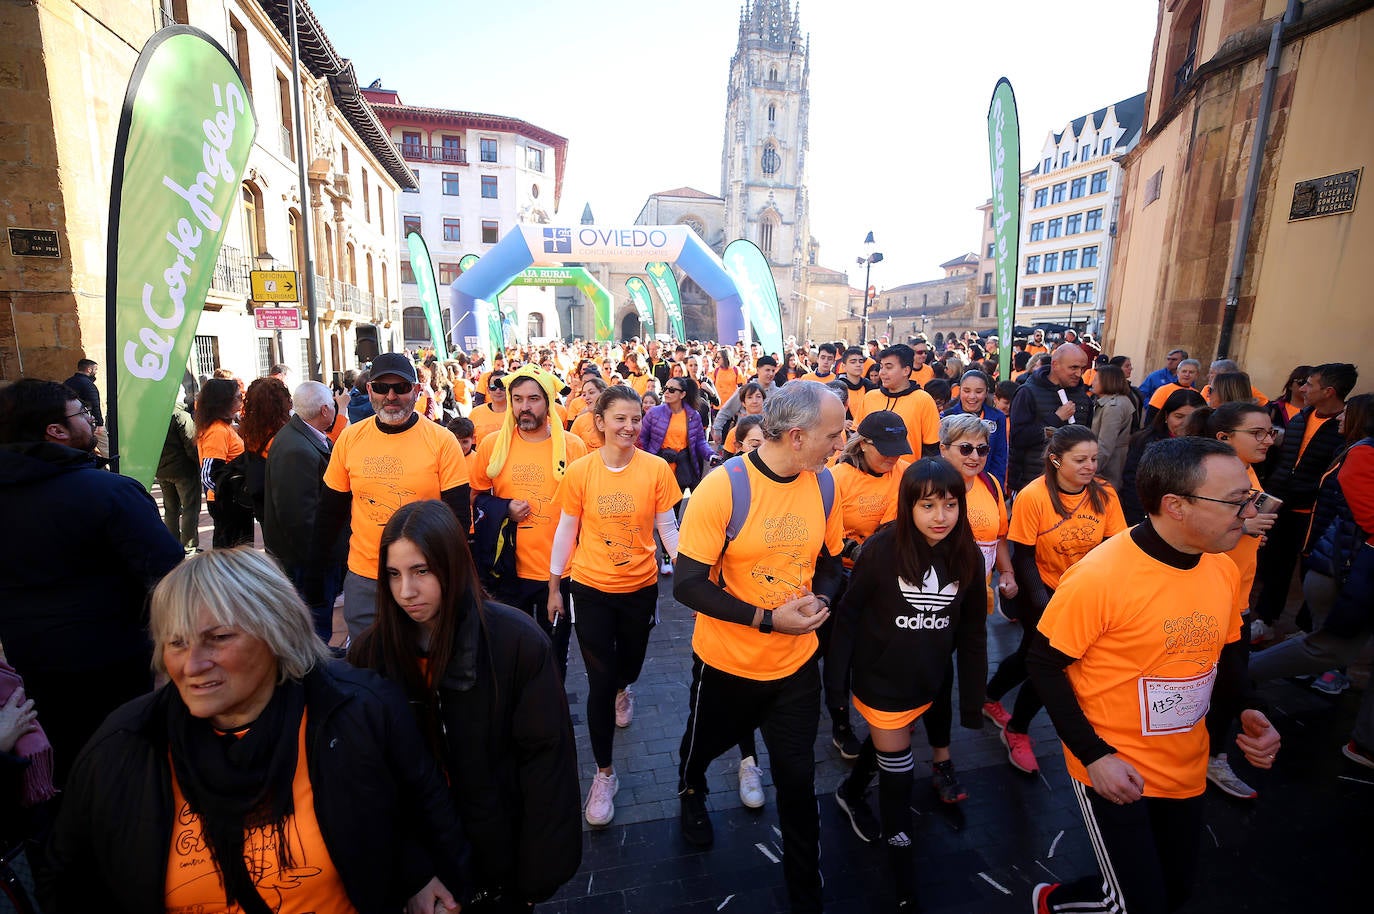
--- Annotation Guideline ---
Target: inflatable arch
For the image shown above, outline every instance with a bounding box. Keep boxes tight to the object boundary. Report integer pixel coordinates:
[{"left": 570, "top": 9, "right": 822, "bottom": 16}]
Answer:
[{"left": 450, "top": 225, "right": 746, "bottom": 346}]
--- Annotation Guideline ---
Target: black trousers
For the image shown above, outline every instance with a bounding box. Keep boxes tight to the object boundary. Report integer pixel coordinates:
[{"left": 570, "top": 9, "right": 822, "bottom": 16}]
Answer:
[
  {"left": 920, "top": 660, "right": 954, "bottom": 749},
  {"left": 1253, "top": 507, "right": 1307, "bottom": 624},
  {"left": 1046, "top": 778, "right": 1204, "bottom": 914},
  {"left": 495, "top": 576, "right": 572, "bottom": 681},
  {"left": 571, "top": 581, "right": 658, "bottom": 768},
  {"left": 986, "top": 590, "right": 1052, "bottom": 734},
  {"left": 207, "top": 496, "right": 254, "bottom": 549},
  {"left": 678, "top": 652, "right": 823, "bottom": 913}
]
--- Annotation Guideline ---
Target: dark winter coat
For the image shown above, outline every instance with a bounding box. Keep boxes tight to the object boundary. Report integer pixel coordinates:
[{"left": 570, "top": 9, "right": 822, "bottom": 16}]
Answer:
[
  {"left": 40, "top": 662, "right": 469, "bottom": 914},
  {"left": 1264, "top": 405, "right": 1348, "bottom": 510},
  {"left": 1007, "top": 366, "right": 1092, "bottom": 489}
]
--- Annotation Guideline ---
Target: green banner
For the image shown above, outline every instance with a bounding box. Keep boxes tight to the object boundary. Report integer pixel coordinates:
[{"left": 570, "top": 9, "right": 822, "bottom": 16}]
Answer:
[
  {"left": 645, "top": 261, "right": 686, "bottom": 340},
  {"left": 499, "top": 266, "right": 613, "bottom": 342},
  {"left": 105, "top": 26, "right": 256, "bottom": 487},
  {"left": 988, "top": 78, "right": 1021, "bottom": 381},
  {"left": 626, "top": 276, "right": 655, "bottom": 339},
  {"left": 722, "top": 239, "right": 784, "bottom": 358},
  {"left": 406, "top": 230, "right": 447, "bottom": 359}
]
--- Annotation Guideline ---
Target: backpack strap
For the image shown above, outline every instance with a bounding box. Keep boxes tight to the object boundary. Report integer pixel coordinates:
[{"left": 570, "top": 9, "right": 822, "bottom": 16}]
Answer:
[{"left": 724, "top": 454, "right": 835, "bottom": 545}]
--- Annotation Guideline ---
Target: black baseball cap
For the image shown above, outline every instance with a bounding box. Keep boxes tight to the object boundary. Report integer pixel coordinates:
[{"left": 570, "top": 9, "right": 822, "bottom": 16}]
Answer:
[
  {"left": 370, "top": 352, "right": 417, "bottom": 383},
  {"left": 857, "top": 410, "right": 912, "bottom": 457}
]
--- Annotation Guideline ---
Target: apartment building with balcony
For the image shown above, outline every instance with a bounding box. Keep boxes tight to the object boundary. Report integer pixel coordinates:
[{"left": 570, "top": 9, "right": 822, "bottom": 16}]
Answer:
[
  {"left": 1015, "top": 93, "right": 1145, "bottom": 337},
  {"left": 0, "top": 0, "right": 412, "bottom": 387},
  {"left": 363, "top": 87, "right": 568, "bottom": 352}
]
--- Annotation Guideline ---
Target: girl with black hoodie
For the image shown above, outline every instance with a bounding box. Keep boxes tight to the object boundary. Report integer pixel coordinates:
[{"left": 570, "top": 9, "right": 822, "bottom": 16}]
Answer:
[{"left": 827, "top": 459, "right": 988, "bottom": 912}]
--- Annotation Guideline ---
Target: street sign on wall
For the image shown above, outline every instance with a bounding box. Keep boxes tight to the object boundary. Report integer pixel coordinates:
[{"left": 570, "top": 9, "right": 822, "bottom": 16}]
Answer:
[
  {"left": 253, "top": 307, "right": 301, "bottom": 330},
  {"left": 250, "top": 269, "right": 300, "bottom": 301}
]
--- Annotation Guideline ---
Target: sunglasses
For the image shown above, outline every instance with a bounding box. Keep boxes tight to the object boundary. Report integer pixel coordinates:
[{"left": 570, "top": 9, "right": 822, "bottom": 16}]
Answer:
[
  {"left": 952, "top": 442, "right": 991, "bottom": 457},
  {"left": 370, "top": 380, "right": 414, "bottom": 396},
  {"left": 665, "top": 386, "right": 684, "bottom": 393}
]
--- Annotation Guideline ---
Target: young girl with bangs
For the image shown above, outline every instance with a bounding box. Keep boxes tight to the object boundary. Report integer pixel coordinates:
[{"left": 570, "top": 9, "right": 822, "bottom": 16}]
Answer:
[{"left": 828, "top": 459, "right": 988, "bottom": 912}]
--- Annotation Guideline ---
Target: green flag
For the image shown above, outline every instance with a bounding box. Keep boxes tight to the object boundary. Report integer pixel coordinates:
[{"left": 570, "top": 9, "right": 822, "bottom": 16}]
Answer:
[
  {"left": 626, "top": 277, "right": 655, "bottom": 339},
  {"left": 645, "top": 262, "right": 686, "bottom": 340},
  {"left": 988, "top": 78, "right": 1021, "bottom": 381},
  {"left": 722, "top": 240, "right": 784, "bottom": 358},
  {"left": 106, "top": 26, "right": 256, "bottom": 487},
  {"left": 406, "top": 230, "right": 447, "bottom": 359}
]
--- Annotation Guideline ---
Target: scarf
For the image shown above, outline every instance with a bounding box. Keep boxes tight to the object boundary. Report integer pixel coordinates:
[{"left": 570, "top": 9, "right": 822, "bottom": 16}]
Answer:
[
  {"left": 484, "top": 364, "right": 570, "bottom": 483},
  {"left": 166, "top": 678, "right": 306, "bottom": 914},
  {"left": 0, "top": 660, "right": 56, "bottom": 807}
]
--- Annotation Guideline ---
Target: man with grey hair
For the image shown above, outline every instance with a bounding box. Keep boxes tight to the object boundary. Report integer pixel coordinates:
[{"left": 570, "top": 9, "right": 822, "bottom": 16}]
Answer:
[
  {"left": 1145, "top": 357, "right": 1202, "bottom": 423},
  {"left": 1139, "top": 347, "right": 1189, "bottom": 399},
  {"left": 673, "top": 381, "right": 846, "bottom": 913},
  {"left": 264, "top": 381, "right": 345, "bottom": 640}
]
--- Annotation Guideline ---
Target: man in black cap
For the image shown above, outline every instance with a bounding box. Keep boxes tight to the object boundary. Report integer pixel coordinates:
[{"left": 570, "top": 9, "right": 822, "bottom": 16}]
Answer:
[{"left": 308, "top": 352, "right": 471, "bottom": 640}]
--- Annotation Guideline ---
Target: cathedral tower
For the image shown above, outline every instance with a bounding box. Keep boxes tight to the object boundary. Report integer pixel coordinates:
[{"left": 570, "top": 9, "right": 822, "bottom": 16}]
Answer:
[{"left": 721, "top": 0, "right": 811, "bottom": 330}]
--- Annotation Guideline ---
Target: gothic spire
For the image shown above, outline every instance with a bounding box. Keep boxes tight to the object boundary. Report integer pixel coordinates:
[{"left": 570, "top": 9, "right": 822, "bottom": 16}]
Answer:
[{"left": 738, "top": 0, "right": 797, "bottom": 50}]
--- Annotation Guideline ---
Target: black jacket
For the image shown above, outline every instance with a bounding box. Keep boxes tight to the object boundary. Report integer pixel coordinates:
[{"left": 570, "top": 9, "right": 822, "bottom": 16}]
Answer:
[
  {"left": 263, "top": 415, "right": 335, "bottom": 570},
  {"left": 379, "top": 599, "right": 582, "bottom": 903},
  {"left": 1007, "top": 366, "right": 1093, "bottom": 489},
  {"left": 826, "top": 528, "right": 987, "bottom": 728},
  {"left": 40, "top": 661, "right": 468, "bottom": 914},
  {"left": 1119, "top": 427, "right": 1166, "bottom": 525},
  {"left": 1264, "top": 406, "right": 1348, "bottom": 510},
  {"left": 64, "top": 372, "right": 102, "bottom": 426},
  {"left": 155, "top": 400, "right": 198, "bottom": 480},
  {"left": 0, "top": 442, "right": 184, "bottom": 674}
]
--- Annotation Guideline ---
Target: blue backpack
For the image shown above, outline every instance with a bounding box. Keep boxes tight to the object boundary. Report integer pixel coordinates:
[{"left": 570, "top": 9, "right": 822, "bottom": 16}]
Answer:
[{"left": 719, "top": 454, "right": 836, "bottom": 544}]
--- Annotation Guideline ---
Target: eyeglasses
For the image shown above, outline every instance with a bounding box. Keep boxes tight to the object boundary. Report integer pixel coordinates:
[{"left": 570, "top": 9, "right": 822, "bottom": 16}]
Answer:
[
  {"left": 952, "top": 442, "right": 991, "bottom": 457},
  {"left": 1184, "top": 489, "right": 1260, "bottom": 517},
  {"left": 1234, "top": 427, "right": 1278, "bottom": 442},
  {"left": 664, "top": 386, "right": 684, "bottom": 394},
  {"left": 369, "top": 380, "right": 414, "bottom": 396},
  {"left": 65, "top": 405, "right": 93, "bottom": 420}
]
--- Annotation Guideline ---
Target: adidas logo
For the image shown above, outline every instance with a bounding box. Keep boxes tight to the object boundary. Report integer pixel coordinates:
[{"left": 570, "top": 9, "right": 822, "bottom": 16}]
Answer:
[{"left": 895, "top": 614, "right": 951, "bottom": 630}]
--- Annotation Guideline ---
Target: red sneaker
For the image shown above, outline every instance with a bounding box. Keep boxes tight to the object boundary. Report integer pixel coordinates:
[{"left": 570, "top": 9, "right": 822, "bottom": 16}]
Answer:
[
  {"left": 982, "top": 700, "right": 1012, "bottom": 729},
  {"left": 1002, "top": 728, "right": 1039, "bottom": 774},
  {"left": 1032, "top": 882, "right": 1059, "bottom": 914}
]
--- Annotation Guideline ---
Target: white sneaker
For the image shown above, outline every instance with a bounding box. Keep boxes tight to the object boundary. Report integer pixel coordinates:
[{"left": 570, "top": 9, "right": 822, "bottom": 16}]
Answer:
[
  {"left": 615, "top": 687, "right": 635, "bottom": 728},
  {"left": 1207, "top": 754, "right": 1257, "bottom": 799},
  {"left": 660, "top": 559, "right": 674, "bottom": 575},
  {"left": 1249, "top": 619, "right": 1276, "bottom": 645},
  {"left": 585, "top": 771, "right": 619, "bottom": 826},
  {"left": 739, "top": 756, "right": 765, "bottom": 809}
]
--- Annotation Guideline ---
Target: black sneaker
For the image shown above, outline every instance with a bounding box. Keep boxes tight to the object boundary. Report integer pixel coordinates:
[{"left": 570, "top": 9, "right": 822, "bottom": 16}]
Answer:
[
  {"left": 835, "top": 784, "right": 882, "bottom": 843},
  {"left": 931, "top": 759, "right": 968, "bottom": 804},
  {"left": 679, "top": 789, "right": 714, "bottom": 847},
  {"left": 832, "top": 723, "right": 862, "bottom": 761}
]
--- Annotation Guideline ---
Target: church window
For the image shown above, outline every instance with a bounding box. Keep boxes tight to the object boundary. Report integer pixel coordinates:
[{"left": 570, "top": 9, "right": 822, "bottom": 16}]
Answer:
[
  {"left": 759, "top": 219, "right": 775, "bottom": 257},
  {"left": 768, "top": 103, "right": 776, "bottom": 122},
  {"left": 761, "top": 143, "right": 780, "bottom": 175},
  {"left": 768, "top": 66, "right": 778, "bottom": 81}
]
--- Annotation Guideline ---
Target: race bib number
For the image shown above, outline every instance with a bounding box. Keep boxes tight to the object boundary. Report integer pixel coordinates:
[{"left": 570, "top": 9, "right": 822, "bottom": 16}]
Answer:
[{"left": 1138, "top": 666, "right": 1217, "bottom": 735}]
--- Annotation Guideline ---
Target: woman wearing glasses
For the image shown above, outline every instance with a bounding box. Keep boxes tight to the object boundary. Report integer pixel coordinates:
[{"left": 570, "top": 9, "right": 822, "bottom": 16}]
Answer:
[
  {"left": 1184, "top": 401, "right": 1278, "bottom": 799},
  {"left": 984, "top": 424, "right": 1126, "bottom": 775},
  {"left": 639, "top": 376, "right": 714, "bottom": 501},
  {"left": 940, "top": 369, "right": 1007, "bottom": 488}
]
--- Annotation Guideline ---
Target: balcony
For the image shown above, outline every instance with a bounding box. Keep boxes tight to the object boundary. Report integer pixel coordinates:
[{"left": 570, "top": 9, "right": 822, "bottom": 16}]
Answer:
[
  {"left": 210, "top": 243, "right": 252, "bottom": 294},
  {"left": 400, "top": 144, "right": 468, "bottom": 165}
]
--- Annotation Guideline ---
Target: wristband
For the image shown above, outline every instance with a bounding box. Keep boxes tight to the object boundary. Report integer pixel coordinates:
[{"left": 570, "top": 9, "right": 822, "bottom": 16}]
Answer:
[{"left": 759, "top": 609, "right": 774, "bottom": 634}]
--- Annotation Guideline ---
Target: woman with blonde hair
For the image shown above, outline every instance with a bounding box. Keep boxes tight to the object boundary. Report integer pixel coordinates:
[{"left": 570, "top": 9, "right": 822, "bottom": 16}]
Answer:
[{"left": 45, "top": 547, "right": 467, "bottom": 913}]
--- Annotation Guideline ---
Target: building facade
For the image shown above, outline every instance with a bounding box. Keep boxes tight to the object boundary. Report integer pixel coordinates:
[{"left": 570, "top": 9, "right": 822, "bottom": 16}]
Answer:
[
  {"left": 1103, "top": 0, "right": 1373, "bottom": 394},
  {"left": 1016, "top": 93, "right": 1145, "bottom": 336},
  {"left": 0, "top": 0, "right": 412, "bottom": 391},
  {"left": 363, "top": 88, "right": 568, "bottom": 351},
  {"left": 837, "top": 255, "right": 979, "bottom": 345}
]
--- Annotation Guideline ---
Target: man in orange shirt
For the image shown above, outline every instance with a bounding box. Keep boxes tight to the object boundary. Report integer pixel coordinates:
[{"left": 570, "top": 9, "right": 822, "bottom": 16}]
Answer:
[
  {"left": 799, "top": 342, "right": 839, "bottom": 384},
  {"left": 860, "top": 344, "right": 941, "bottom": 458},
  {"left": 307, "top": 353, "right": 471, "bottom": 640},
  {"left": 674, "top": 381, "right": 846, "bottom": 913},
  {"left": 1027, "top": 437, "right": 1279, "bottom": 914},
  {"left": 909, "top": 341, "right": 935, "bottom": 388}
]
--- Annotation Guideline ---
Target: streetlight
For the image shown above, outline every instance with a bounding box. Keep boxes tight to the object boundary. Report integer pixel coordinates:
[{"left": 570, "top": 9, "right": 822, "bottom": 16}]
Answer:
[
  {"left": 856, "top": 231, "right": 883, "bottom": 344},
  {"left": 1065, "top": 288, "right": 1079, "bottom": 331}
]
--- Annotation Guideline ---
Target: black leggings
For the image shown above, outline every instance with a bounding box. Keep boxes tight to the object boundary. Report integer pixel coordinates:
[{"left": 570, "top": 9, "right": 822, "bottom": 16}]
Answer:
[
  {"left": 986, "top": 588, "right": 1053, "bottom": 734},
  {"left": 920, "top": 661, "right": 953, "bottom": 749},
  {"left": 207, "top": 496, "right": 254, "bottom": 548},
  {"left": 571, "top": 581, "right": 658, "bottom": 769}
]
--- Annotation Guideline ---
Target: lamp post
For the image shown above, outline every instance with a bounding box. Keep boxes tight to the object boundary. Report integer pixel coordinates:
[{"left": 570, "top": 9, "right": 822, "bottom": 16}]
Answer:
[
  {"left": 1065, "top": 288, "right": 1079, "bottom": 331},
  {"left": 856, "top": 231, "right": 883, "bottom": 345}
]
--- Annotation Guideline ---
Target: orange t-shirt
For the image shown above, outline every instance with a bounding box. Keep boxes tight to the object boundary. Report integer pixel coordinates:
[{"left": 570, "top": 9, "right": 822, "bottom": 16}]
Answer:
[
  {"left": 678, "top": 456, "right": 845, "bottom": 680},
  {"left": 326, "top": 407, "right": 346, "bottom": 445},
  {"left": 323, "top": 416, "right": 469, "bottom": 578},
  {"left": 564, "top": 396, "right": 587, "bottom": 427},
  {"left": 569, "top": 411, "right": 604, "bottom": 450},
  {"left": 628, "top": 373, "right": 651, "bottom": 396},
  {"left": 713, "top": 367, "right": 742, "bottom": 405},
  {"left": 831, "top": 460, "right": 906, "bottom": 544},
  {"left": 662, "top": 410, "right": 688, "bottom": 451},
  {"left": 471, "top": 431, "right": 588, "bottom": 581},
  {"left": 1008, "top": 476, "right": 1126, "bottom": 590},
  {"left": 965, "top": 474, "right": 1010, "bottom": 581},
  {"left": 198, "top": 421, "right": 244, "bottom": 503},
  {"left": 1026, "top": 343, "right": 1048, "bottom": 356},
  {"left": 165, "top": 716, "right": 356, "bottom": 914},
  {"left": 861, "top": 386, "right": 941, "bottom": 455},
  {"left": 1224, "top": 465, "right": 1264, "bottom": 612},
  {"left": 1148, "top": 382, "right": 1197, "bottom": 410},
  {"left": 558, "top": 449, "right": 681, "bottom": 592},
  {"left": 910, "top": 364, "right": 935, "bottom": 388},
  {"left": 799, "top": 371, "right": 836, "bottom": 385},
  {"left": 1299, "top": 413, "right": 1333, "bottom": 461},
  {"left": 469, "top": 404, "right": 506, "bottom": 445},
  {"left": 1038, "top": 532, "right": 1242, "bottom": 798}
]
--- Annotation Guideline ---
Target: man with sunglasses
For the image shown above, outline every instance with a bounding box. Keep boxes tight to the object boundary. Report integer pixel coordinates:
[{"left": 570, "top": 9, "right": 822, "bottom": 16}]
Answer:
[
  {"left": 1028, "top": 437, "right": 1280, "bottom": 914},
  {"left": 0, "top": 379, "right": 183, "bottom": 786},
  {"left": 309, "top": 353, "right": 471, "bottom": 641}
]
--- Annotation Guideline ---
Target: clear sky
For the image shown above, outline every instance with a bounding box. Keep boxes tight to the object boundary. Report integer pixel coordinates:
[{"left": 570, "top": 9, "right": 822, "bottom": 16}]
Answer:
[{"left": 309, "top": 0, "right": 1158, "bottom": 287}]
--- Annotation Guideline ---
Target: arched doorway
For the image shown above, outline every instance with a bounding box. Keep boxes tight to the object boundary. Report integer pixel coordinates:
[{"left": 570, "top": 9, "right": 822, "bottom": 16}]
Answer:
[
  {"left": 526, "top": 312, "right": 545, "bottom": 340},
  {"left": 620, "top": 312, "right": 642, "bottom": 341}
]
